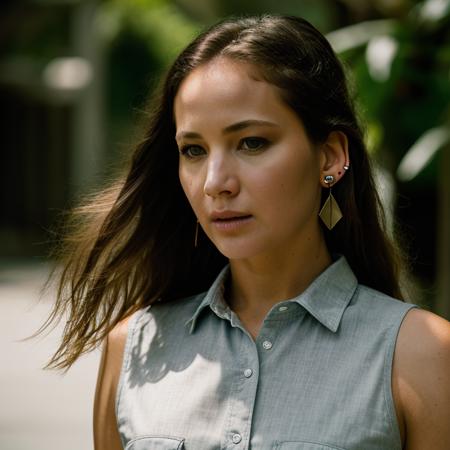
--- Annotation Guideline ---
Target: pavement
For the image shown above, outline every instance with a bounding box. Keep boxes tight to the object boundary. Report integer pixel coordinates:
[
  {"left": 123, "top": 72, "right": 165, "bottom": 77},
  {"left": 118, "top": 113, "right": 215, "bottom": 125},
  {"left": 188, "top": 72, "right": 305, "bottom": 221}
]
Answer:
[{"left": 0, "top": 259, "right": 100, "bottom": 450}]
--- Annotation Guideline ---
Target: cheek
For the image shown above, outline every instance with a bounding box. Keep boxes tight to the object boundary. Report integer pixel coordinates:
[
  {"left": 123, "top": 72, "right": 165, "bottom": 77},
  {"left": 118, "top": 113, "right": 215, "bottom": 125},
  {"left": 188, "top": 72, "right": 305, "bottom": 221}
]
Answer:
[
  {"left": 179, "top": 168, "right": 202, "bottom": 210},
  {"left": 250, "top": 154, "right": 320, "bottom": 214},
  {"left": 179, "top": 169, "right": 193, "bottom": 201}
]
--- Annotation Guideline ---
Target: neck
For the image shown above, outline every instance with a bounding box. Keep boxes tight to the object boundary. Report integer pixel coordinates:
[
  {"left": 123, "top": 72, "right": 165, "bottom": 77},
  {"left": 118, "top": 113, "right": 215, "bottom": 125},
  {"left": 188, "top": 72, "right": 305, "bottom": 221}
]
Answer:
[{"left": 227, "top": 236, "right": 332, "bottom": 320}]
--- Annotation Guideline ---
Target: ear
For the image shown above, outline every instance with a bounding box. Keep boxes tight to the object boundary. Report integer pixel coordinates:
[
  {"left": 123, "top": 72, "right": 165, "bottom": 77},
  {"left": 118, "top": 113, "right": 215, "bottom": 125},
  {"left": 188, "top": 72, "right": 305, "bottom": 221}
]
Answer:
[{"left": 319, "top": 131, "right": 349, "bottom": 187}]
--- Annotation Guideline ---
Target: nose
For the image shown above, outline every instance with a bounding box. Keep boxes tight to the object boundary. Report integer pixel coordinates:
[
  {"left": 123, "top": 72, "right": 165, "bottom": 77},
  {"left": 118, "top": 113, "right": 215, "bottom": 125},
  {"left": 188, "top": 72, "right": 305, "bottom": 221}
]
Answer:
[{"left": 203, "top": 153, "right": 239, "bottom": 198}]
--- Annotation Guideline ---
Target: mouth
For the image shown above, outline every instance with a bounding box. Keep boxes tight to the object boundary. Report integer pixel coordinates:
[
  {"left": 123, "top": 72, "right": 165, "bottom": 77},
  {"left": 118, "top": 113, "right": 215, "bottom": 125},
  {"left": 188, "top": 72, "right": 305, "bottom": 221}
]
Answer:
[
  {"left": 213, "top": 215, "right": 253, "bottom": 222},
  {"left": 211, "top": 214, "right": 254, "bottom": 231},
  {"left": 210, "top": 210, "right": 252, "bottom": 220}
]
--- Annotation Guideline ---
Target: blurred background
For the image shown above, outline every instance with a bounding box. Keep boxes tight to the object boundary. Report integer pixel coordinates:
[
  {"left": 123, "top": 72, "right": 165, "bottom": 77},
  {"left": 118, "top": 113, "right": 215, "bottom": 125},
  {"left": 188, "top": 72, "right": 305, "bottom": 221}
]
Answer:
[{"left": 0, "top": 0, "right": 449, "bottom": 449}]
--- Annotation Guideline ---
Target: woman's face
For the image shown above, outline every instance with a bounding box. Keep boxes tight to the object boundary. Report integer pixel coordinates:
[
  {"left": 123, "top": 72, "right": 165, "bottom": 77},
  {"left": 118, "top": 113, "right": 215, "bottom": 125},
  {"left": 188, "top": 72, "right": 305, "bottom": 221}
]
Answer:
[{"left": 175, "top": 57, "right": 325, "bottom": 261}]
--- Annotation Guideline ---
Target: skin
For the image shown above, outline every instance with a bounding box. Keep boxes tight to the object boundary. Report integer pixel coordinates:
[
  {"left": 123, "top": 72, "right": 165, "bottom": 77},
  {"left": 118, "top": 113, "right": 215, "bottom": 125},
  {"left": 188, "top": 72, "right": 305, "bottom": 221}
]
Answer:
[{"left": 94, "top": 57, "right": 450, "bottom": 449}]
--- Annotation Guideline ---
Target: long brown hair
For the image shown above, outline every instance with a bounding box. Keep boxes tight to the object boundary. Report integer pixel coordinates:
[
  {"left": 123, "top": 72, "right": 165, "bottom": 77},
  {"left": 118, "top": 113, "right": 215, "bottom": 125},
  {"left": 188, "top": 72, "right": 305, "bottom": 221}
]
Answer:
[{"left": 44, "top": 15, "right": 405, "bottom": 370}]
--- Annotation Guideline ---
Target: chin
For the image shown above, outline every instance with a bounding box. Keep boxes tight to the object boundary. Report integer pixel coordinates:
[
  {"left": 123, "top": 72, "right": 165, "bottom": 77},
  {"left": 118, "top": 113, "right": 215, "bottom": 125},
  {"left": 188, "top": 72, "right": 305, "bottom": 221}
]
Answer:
[{"left": 212, "top": 238, "right": 269, "bottom": 261}]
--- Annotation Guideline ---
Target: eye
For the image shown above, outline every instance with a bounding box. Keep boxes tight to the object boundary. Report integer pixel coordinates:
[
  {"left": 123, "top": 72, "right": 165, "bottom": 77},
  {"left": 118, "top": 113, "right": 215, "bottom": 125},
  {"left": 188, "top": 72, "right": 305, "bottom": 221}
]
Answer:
[
  {"left": 239, "top": 137, "right": 269, "bottom": 152},
  {"left": 179, "top": 145, "right": 206, "bottom": 158}
]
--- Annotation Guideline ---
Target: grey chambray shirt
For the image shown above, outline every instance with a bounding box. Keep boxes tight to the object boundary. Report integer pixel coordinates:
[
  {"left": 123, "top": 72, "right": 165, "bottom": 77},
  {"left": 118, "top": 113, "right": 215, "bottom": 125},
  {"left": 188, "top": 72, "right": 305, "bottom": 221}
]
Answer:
[{"left": 116, "top": 255, "right": 418, "bottom": 450}]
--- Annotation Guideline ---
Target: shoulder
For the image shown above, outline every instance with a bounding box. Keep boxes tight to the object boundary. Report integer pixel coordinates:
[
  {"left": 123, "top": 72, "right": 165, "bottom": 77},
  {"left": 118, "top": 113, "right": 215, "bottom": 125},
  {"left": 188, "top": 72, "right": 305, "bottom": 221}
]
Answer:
[
  {"left": 395, "top": 308, "right": 450, "bottom": 388},
  {"left": 395, "top": 308, "right": 450, "bottom": 383},
  {"left": 95, "top": 315, "right": 133, "bottom": 395},
  {"left": 393, "top": 308, "right": 450, "bottom": 449},
  {"left": 397, "top": 307, "right": 450, "bottom": 347},
  {"left": 96, "top": 315, "right": 133, "bottom": 396},
  {"left": 93, "top": 316, "right": 133, "bottom": 450},
  {"left": 105, "top": 316, "right": 132, "bottom": 368}
]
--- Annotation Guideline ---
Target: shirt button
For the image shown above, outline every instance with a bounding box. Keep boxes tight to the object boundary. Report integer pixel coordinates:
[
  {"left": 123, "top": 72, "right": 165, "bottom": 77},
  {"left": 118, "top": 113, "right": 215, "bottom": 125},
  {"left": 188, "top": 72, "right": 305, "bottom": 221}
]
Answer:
[
  {"left": 278, "top": 306, "right": 288, "bottom": 312},
  {"left": 232, "top": 433, "right": 242, "bottom": 444},
  {"left": 262, "top": 340, "right": 273, "bottom": 350},
  {"left": 244, "top": 368, "right": 253, "bottom": 378}
]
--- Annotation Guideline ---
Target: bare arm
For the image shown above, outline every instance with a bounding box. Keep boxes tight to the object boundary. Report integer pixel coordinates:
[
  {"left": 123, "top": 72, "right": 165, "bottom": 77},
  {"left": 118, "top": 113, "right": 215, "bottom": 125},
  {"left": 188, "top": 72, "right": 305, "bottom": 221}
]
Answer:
[
  {"left": 393, "top": 308, "right": 450, "bottom": 450},
  {"left": 93, "top": 318, "right": 131, "bottom": 450}
]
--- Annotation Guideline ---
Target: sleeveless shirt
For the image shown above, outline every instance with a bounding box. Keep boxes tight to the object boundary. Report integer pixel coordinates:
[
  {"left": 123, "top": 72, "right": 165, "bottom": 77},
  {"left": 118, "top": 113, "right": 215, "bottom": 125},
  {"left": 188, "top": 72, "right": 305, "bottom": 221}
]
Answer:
[{"left": 116, "top": 255, "right": 418, "bottom": 450}]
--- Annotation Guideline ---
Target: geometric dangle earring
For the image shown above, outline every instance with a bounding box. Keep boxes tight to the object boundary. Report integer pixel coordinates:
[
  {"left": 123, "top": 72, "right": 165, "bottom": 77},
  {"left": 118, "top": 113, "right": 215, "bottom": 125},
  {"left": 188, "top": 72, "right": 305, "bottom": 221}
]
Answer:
[{"left": 318, "top": 174, "right": 343, "bottom": 230}]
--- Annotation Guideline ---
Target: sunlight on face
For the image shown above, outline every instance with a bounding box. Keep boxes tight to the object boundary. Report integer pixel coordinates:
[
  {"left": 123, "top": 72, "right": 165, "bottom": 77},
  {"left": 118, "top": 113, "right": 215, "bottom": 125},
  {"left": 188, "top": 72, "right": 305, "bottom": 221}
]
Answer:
[{"left": 175, "top": 57, "right": 324, "bottom": 261}]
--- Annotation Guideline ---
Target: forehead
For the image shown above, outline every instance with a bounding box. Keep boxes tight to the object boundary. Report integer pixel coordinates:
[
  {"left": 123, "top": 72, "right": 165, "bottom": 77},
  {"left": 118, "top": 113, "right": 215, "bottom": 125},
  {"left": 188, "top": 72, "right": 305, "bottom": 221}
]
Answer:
[{"left": 174, "top": 57, "right": 293, "bottom": 129}]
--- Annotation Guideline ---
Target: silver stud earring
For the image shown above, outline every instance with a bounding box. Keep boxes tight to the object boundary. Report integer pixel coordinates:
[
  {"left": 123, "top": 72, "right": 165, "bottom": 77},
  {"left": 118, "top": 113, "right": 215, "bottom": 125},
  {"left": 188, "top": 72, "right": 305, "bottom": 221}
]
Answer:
[{"left": 324, "top": 174, "right": 335, "bottom": 184}]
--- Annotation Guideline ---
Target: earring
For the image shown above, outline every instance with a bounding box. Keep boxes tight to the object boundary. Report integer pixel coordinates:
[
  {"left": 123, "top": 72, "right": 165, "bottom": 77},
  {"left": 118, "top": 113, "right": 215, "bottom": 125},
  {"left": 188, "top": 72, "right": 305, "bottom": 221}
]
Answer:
[
  {"left": 194, "top": 220, "right": 199, "bottom": 247},
  {"left": 319, "top": 174, "right": 343, "bottom": 230}
]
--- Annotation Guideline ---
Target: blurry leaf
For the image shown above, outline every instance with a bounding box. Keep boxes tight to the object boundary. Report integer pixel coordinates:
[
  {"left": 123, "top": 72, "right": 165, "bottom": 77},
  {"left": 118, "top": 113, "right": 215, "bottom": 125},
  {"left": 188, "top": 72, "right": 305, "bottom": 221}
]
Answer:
[
  {"left": 326, "top": 19, "right": 396, "bottom": 53},
  {"left": 397, "top": 126, "right": 450, "bottom": 181},
  {"left": 366, "top": 120, "right": 384, "bottom": 155},
  {"left": 413, "top": 0, "right": 450, "bottom": 25},
  {"left": 99, "top": 0, "right": 199, "bottom": 66}
]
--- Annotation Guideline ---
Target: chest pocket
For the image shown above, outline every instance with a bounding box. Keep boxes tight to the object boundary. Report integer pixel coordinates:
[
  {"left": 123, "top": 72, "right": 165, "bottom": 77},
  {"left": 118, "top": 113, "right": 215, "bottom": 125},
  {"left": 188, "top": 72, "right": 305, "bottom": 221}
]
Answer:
[
  {"left": 275, "top": 442, "right": 347, "bottom": 450},
  {"left": 125, "top": 436, "right": 185, "bottom": 450}
]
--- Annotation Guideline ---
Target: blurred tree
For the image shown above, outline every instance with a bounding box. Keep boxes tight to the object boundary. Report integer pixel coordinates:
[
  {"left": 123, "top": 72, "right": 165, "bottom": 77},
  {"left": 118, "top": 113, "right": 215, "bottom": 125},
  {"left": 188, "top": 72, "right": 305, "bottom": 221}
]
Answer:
[
  {"left": 0, "top": 0, "right": 104, "bottom": 257},
  {"left": 328, "top": 0, "right": 450, "bottom": 313},
  {"left": 97, "top": 0, "right": 199, "bottom": 167}
]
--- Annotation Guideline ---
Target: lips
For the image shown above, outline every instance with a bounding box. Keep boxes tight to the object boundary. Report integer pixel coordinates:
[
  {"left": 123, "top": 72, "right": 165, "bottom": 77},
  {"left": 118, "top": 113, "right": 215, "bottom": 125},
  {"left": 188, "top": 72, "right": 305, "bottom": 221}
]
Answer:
[
  {"left": 214, "top": 215, "right": 253, "bottom": 222},
  {"left": 210, "top": 211, "right": 252, "bottom": 221},
  {"left": 210, "top": 212, "right": 254, "bottom": 232}
]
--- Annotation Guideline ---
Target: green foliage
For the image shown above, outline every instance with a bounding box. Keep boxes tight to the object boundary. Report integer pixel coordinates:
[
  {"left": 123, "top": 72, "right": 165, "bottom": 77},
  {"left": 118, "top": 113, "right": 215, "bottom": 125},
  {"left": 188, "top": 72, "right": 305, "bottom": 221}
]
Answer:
[
  {"left": 98, "top": 0, "right": 199, "bottom": 164},
  {"left": 218, "top": 0, "right": 338, "bottom": 32},
  {"left": 99, "top": 0, "right": 199, "bottom": 67},
  {"left": 334, "top": 0, "right": 450, "bottom": 185}
]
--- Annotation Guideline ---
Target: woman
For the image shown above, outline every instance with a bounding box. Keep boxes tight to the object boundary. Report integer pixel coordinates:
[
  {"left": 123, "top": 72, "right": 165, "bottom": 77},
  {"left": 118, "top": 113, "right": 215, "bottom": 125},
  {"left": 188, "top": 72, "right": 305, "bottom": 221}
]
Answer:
[{"left": 46, "top": 15, "right": 450, "bottom": 450}]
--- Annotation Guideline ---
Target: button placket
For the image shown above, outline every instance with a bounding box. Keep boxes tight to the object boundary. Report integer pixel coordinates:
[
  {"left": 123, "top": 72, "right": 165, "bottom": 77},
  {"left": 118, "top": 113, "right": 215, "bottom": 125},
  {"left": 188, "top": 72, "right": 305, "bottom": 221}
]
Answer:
[
  {"left": 223, "top": 331, "right": 259, "bottom": 450},
  {"left": 257, "top": 312, "right": 279, "bottom": 355}
]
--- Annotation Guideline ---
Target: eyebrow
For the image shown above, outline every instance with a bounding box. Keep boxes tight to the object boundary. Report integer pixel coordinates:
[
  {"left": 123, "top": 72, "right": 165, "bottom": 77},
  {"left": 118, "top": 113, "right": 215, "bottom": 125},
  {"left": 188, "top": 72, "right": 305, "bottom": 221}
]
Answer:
[{"left": 175, "top": 119, "right": 279, "bottom": 141}]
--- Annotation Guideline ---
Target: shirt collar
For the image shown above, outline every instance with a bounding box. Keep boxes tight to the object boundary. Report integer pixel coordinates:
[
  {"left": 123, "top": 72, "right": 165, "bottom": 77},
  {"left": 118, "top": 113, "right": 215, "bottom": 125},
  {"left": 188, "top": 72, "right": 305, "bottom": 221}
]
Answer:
[
  {"left": 185, "top": 264, "right": 231, "bottom": 334},
  {"left": 291, "top": 255, "right": 358, "bottom": 332},
  {"left": 185, "top": 255, "right": 358, "bottom": 334}
]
